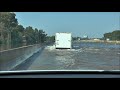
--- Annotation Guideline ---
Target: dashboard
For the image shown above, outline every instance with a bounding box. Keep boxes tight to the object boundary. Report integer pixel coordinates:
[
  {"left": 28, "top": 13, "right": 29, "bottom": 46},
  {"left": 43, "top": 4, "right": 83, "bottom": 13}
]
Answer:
[{"left": 0, "top": 70, "right": 120, "bottom": 78}]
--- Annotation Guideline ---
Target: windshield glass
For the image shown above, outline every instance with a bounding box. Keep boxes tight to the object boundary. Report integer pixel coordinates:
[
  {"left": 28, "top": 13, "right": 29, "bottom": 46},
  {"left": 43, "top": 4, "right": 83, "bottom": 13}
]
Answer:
[{"left": 0, "top": 12, "right": 120, "bottom": 71}]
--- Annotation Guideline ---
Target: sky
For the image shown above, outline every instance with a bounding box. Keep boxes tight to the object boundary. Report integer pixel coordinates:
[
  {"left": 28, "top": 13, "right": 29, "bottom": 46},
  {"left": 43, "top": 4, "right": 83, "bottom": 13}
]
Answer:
[{"left": 15, "top": 12, "right": 120, "bottom": 38}]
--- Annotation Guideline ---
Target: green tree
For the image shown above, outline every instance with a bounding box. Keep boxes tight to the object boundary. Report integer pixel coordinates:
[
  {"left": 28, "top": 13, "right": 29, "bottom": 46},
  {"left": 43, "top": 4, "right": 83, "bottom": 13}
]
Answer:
[
  {"left": 0, "top": 22, "right": 5, "bottom": 44},
  {"left": 38, "top": 29, "right": 47, "bottom": 43},
  {"left": 104, "top": 30, "right": 120, "bottom": 40},
  {"left": 104, "top": 32, "right": 112, "bottom": 40},
  {"left": 16, "top": 25, "right": 24, "bottom": 33},
  {"left": 11, "top": 26, "right": 23, "bottom": 44},
  {"left": 111, "top": 30, "right": 120, "bottom": 40},
  {"left": 0, "top": 12, "right": 18, "bottom": 45},
  {"left": 34, "top": 28, "right": 39, "bottom": 44},
  {"left": 0, "top": 12, "right": 18, "bottom": 28},
  {"left": 24, "top": 26, "right": 35, "bottom": 44},
  {"left": 46, "top": 35, "right": 55, "bottom": 43},
  {"left": 0, "top": 12, "right": 48, "bottom": 48}
]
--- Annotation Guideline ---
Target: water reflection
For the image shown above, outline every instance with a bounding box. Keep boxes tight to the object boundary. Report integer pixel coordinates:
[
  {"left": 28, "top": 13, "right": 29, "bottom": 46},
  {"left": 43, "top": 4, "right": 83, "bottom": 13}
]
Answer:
[
  {"left": 73, "top": 42, "right": 120, "bottom": 49},
  {"left": 0, "top": 41, "right": 120, "bottom": 51}
]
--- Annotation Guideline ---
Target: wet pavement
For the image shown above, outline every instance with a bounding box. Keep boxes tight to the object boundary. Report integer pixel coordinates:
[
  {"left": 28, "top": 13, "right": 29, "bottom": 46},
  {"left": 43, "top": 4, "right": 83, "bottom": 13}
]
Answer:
[{"left": 13, "top": 42, "right": 120, "bottom": 70}]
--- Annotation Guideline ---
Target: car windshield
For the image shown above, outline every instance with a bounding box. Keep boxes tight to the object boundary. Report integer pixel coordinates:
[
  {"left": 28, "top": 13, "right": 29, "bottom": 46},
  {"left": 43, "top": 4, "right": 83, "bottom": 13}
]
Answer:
[{"left": 0, "top": 12, "right": 120, "bottom": 72}]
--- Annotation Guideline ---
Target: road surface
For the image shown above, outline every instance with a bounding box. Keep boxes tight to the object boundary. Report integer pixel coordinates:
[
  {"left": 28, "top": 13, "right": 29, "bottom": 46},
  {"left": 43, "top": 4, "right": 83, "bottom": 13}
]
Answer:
[{"left": 12, "top": 43, "right": 120, "bottom": 70}]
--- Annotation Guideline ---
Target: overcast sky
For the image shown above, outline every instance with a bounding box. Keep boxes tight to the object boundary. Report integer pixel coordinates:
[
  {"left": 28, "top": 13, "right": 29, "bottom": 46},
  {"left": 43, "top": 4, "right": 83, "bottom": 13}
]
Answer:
[{"left": 15, "top": 12, "right": 120, "bottom": 38}]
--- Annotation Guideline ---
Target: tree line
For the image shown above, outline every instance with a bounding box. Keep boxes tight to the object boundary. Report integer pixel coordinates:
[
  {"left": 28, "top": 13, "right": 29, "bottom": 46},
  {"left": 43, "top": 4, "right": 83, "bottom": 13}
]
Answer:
[
  {"left": 103, "top": 30, "right": 120, "bottom": 40},
  {"left": 0, "top": 12, "right": 48, "bottom": 46}
]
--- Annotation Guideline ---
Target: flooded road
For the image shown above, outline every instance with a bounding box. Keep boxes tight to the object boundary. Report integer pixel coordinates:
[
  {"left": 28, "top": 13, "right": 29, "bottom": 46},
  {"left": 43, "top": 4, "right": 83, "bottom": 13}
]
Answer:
[{"left": 14, "top": 42, "right": 120, "bottom": 70}]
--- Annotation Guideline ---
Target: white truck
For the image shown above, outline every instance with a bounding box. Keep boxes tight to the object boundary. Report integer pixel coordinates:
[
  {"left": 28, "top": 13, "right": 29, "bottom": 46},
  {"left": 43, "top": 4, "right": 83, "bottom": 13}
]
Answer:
[{"left": 55, "top": 32, "right": 72, "bottom": 49}]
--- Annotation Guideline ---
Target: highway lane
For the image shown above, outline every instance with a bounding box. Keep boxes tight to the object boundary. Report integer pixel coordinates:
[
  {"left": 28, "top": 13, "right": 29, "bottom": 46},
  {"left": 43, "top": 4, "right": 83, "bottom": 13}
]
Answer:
[{"left": 12, "top": 44, "right": 120, "bottom": 71}]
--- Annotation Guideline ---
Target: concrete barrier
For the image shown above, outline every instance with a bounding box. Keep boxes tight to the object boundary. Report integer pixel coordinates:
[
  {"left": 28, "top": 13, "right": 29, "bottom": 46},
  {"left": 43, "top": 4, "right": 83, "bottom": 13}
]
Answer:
[{"left": 0, "top": 44, "right": 42, "bottom": 71}]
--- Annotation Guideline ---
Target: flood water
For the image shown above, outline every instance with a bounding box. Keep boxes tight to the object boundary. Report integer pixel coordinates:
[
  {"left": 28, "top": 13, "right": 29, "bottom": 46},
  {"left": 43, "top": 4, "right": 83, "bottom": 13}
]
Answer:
[{"left": 14, "top": 41, "right": 120, "bottom": 70}]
